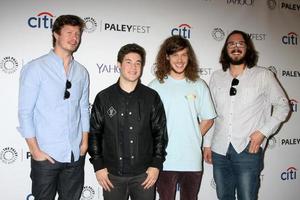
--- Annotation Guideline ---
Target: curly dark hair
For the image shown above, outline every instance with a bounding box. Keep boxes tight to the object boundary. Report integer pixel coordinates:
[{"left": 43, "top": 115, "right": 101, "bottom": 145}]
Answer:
[
  {"left": 117, "top": 43, "right": 146, "bottom": 67},
  {"left": 220, "top": 30, "right": 258, "bottom": 71},
  {"left": 154, "top": 35, "right": 199, "bottom": 83},
  {"left": 52, "top": 15, "right": 85, "bottom": 47}
]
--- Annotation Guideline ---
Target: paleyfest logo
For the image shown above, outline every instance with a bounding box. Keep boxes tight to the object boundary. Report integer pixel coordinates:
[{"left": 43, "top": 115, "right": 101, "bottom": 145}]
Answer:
[
  {"left": 80, "top": 186, "right": 95, "bottom": 200},
  {"left": 0, "top": 56, "right": 19, "bottom": 74},
  {"left": 84, "top": 17, "right": 97, "bottom": 33},
  {"left": 211, "top": 28, "right": 225, "bottom": 41},
  {"left": 0, "top": 147, "right": 18, "bottom": 164},
  {"left": 28, "top": 12, "right": 54, "bottom": 29}
]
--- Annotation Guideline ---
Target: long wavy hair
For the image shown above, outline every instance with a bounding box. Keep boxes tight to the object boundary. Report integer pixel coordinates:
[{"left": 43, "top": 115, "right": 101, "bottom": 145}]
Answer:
[
  {"left": 219, "top": 30, "right": 258, "bottom": 71},
  {"left": 154, "top": 35, "right": 199, "bottom": 82}
]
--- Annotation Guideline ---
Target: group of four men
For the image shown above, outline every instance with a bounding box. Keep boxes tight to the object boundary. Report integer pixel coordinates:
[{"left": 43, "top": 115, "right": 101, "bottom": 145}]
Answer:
[{"left": 18, "top": 15, "right": 290, "bottom": 200}]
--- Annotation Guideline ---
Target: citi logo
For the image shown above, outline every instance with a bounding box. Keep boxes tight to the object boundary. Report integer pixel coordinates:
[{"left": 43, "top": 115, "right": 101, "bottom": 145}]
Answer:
[
  {"left": 28, "top": 12, "right": 54, "bottom": 29},
  {"left": 171, "top": 24, "right": 191, "bottom": 39},
  {"left": 281, "top": 167, "right": 297, "bottom": 180},
  {"left": 282, "top": 32, "right": 298, "bottom": 45},
  {"left": 290, "top": 99, "right": 298, "bottom": 112}
]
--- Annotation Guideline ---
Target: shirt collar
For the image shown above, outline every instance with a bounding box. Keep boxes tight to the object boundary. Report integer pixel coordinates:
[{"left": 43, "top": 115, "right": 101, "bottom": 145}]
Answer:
[{"left": 115, "top": 78, "right": 141, "bottom": 96}]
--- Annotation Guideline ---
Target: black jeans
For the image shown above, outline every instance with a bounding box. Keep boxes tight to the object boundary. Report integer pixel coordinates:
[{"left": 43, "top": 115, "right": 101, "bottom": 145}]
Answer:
[
  {"left": 30, "top": 155, "right": 85, "bottom": 200},
  {"left": 103, "top": 173, "right": 155, "bottom": 200}
]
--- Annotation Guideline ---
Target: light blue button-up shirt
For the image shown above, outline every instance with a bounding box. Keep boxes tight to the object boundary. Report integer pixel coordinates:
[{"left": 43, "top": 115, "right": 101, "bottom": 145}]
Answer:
[{"left": 18, "top": 50, "right": 90, "bottom": 162}]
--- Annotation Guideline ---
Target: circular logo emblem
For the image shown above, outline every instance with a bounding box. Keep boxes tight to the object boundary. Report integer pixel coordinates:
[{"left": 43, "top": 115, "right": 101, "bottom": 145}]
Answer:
[
  {"left": 0, "top": 147, "right": 18, "bottom": 164},
  {"left": 80, "top": 186, "right": 95, "bottom": 200},
  {"left": 267, "top": 0, "right": 277, "bottom": 10},
  {"left": 84, "top": 17, "right": 97, "bottom": 33},
  {"left": 211, "top": 28, "right": 225, "bottom": 41},
  {"left": 268, "top": 136, "right": 277, "bottom": 149},
  {"left": 0, "top": 56, "right": 19, "bottom": 74},
  {"left": 26, "top": 194, "right": 35, "bottom": 200}
]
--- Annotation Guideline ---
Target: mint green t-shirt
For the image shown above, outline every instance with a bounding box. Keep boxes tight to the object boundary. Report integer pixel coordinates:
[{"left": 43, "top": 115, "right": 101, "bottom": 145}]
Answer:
[{"left": 149, "top": 76, "right": 216, "bottom": 171}]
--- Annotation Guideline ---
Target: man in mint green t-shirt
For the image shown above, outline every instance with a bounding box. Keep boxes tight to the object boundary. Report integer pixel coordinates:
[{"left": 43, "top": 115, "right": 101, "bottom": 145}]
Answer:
[{"left": 149, "top": 35, "right": 216, "bottom": 200}]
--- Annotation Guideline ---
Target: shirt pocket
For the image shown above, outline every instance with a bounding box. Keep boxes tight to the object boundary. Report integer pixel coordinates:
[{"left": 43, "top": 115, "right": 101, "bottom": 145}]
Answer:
[{"left": 240, "top": 86, "right": 261, "bottom": 106}]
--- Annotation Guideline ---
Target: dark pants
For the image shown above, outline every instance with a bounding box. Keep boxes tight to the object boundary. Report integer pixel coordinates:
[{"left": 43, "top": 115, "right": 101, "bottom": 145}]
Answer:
[
  {"left": 30, "top": 155, "right": 85, "bottom": 200},
  {"left": 157, "top": 171, "right": 203, "bottom": 200},
  {"left": 103, "top": 173, "right": 155, "bottom": 200},
  {"left": 212, "top": 143, "right": 263, "bottom": 200}
]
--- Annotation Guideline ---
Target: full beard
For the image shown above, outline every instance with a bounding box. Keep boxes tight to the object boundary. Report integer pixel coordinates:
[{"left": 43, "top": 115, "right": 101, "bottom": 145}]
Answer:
[{"left": 229, "top": 49, "right": 246, "bottom": 65}]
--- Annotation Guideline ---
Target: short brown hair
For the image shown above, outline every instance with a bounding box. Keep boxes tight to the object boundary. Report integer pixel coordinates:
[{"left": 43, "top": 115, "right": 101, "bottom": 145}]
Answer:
[
  {"left": 52, "top": 15, "right": 85, "bottom": 47},
  {"left": 117, "top": 43, "right": 146, "bottom": 67}
]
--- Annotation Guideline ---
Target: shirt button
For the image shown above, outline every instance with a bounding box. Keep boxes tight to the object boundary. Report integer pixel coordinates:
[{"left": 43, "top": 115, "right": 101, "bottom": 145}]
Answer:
[
  {"left": 131, "top": 156, "right": 134, "bottom": 159},
  {"left": 119, "top": 157, "right": 122, "bottom": 160},
  {"left": 129, "top": 126, "right": 133, "bottom": 130},
  {"left": 130, "top": 140, "right": 133, "bottom": 143},
  {"left": 129, "top": 112, "right": 132, "bottom": 115},
  {"left": 121, "top": 113, "right": 124, "bottom": 116}
]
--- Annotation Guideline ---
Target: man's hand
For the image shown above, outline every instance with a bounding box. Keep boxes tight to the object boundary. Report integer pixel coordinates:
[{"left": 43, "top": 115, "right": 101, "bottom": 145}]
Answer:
[
  {"left": 203, "top": 147, "right": 212, "bottom": 164},
  {"left": 249, "top": 131, "right": 265, "bottom": 154},
  {"left": 141, "top": 167, "right": 159, "bottom": 189},
  {"left": 26, "top": 137, "right": 55, "bottom": 164},
  {"left": 95, "top": 168, "right": 114, "bottom": 191},
  {"left": 31, "top": 149, "right": 55, "bottom": 164},
  {"left": 80, "top": 132, "right": 88, "bottom": 156}
]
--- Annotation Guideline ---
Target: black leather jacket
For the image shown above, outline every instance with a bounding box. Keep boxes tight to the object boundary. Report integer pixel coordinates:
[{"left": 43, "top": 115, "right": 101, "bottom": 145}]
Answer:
[{"left": 88, "top": 82, "right": 168, "bottom": 176}]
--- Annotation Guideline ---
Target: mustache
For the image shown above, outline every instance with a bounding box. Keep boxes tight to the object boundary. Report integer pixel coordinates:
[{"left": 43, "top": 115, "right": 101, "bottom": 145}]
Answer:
[{"left": 230, "top": 49, "right": 243, "bottom": 54}]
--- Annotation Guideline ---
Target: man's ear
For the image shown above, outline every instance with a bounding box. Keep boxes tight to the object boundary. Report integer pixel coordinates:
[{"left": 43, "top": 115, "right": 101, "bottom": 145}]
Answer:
[{"left": 53, "top": 32, "right": 59, "bottom": 41}]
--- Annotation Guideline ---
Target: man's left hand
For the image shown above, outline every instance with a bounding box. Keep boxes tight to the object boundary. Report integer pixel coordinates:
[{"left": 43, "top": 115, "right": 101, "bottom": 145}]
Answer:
[
  {"left": 141, "top": 167, "right": 159, "bottom": 189},
  {"left": 249, "top": 131, "right": 265, "bottom": 154},
  {"left": 80, "top": 132, "right": 88, "bottom": 155}
]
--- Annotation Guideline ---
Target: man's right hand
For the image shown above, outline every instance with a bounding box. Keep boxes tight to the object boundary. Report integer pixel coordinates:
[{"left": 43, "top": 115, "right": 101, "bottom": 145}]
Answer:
[
  {"left": 26, "top": 137, "right": 55, "bottom": 164},
  {"left": 95, "top": 168, "right": 114, "bottom": 191},
  {"left": 203, "top": 147, "right": 212, "bottom": 164},
  {"left": 31, "top": 149, "right": 55, "bottom": 164}
]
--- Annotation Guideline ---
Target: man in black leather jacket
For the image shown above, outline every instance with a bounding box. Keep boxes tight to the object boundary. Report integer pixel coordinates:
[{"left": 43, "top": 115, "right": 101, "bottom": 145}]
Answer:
[{"left": 88, "top": 43, "right": 168, "bottom": 200}]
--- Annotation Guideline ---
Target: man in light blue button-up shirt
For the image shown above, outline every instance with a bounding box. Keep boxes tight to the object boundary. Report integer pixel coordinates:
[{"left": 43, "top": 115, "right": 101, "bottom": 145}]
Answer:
[{"left": 18, "top": 15, "right": 90, "bottom": 200}]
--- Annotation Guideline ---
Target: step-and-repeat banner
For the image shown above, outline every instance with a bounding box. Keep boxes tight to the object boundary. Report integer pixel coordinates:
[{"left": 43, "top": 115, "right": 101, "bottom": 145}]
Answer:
[{"left": 0, "top": 0, "right": 299, "bottom": 199}]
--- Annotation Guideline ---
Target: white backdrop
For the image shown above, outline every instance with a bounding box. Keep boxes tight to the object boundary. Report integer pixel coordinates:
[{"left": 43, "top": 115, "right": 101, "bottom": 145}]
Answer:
[{"left": 0, "top": 0, "right": 299, "bottom": 199}]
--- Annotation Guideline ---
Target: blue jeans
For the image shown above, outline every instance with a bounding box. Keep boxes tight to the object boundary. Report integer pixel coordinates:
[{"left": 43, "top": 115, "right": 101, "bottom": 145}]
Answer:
[
  {"left": 103, "top": 173, "right": 155, "bottom": 200},
  {"left": 30, "top": 155, "right": 85, "bottom": 200},
  {"left": 212, "top": 143, "right": 263, "bottom": 200}
]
